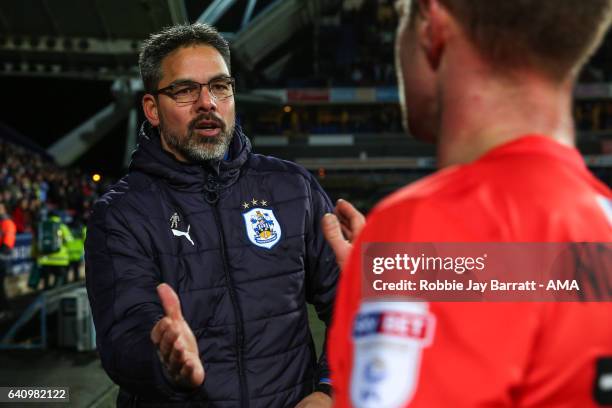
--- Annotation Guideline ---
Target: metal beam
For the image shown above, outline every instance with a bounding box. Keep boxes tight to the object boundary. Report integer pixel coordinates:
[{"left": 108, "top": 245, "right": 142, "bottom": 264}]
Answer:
[
  {"left": 0, "top": 8, "right": 11, "bottom": 34},
  {"left": 233, "top": 0, "right": 342, "bottom": 69},
  {"left": 262, "top": 52, "right": 292, "bottom": 81},
  {"left": 232, "top": 0, "right": 302, "bottom": 69},
  {"left": 47, "top": 79, "right": 136, "bottom": 166},
  {"left": 0, "top": 69, "right": 139, "bottom": 81},
  {"left": 41, "top": 0, "right": 61, "bottom": 36},
  {"left": 198, "top": 0, "right": 237, "bottom": 25},
  {"left": 241, "top": 0, "right": 258, "bottom": 28},
  {"left": 92, "top": 0, "right": 113, "bottom": 40},
  {"left": 0, "top": 36, "right": 141, "bottom": 55},
  {"left": 167, "top": 0, "right": 189, "bottom": 24},
  {"left": 47, "top": 102, "right": 131, "bottom": 166},
  {"left": 123, "top": 108, "right": 139, "bottom": 168}
]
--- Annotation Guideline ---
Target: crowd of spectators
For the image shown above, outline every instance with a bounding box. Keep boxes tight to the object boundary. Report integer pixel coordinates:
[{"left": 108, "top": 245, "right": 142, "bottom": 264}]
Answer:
[
  {"left": 257, "top": 0, "right": 398, "bottom": 88},
  {"left": 319, "top": 0, "right": 398, "bottom": 87},
  {"left": 249, "top": 104, "right": 403, "bottom": 136},
  {"left": 0, "top": 138, "right": 98, "bottom": 235},
  {"left": 256, "top": 0, "right": 611, "bottom": 89},
  {"left": 316, "top": 0, "right": 612, "bottom": 87},
  {"left": 575, "top": 101, "right": 612, "bottom": 133},
  {"left": 247, "top": 100, "right": 612, "bottom": 141}
]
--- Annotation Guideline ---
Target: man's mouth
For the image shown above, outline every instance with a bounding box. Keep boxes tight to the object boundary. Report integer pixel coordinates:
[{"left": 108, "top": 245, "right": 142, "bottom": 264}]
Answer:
[{"left": 193, "top": 120, "right": 222, "bottom": 137}]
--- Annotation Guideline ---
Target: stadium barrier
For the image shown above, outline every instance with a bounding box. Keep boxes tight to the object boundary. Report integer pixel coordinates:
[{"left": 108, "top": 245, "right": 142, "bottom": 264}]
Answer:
[{"left": 7, "top": 233, "right": 34, "bottom": 277}]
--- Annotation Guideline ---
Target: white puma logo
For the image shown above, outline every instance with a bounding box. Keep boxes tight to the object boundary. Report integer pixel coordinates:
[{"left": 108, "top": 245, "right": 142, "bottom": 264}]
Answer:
[{"left": 171, "top": 225, "right": 194, "bottom": 246}]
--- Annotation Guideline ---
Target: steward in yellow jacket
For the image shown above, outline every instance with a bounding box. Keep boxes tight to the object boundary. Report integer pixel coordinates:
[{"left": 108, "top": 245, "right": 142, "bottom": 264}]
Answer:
[{"left": 37, "top": 215, "right": 72, "bottom": 288}]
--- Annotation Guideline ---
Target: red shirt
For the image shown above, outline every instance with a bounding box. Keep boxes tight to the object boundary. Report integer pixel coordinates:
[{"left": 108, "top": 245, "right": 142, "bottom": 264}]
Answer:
[
  {"left": 11, "top": 207, "right": 26, "bottom": 233},
  {"left": 1, "top": 217, "right": 16, "bottom": 249},
  {"left": 330, "top": 136, "right": 612, "bottom": 408}
]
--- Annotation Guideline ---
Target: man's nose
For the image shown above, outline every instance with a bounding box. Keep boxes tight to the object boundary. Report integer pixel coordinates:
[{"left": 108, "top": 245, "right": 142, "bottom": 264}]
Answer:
[{"left": 195, "top": 86, "right": 217, "bottom": 111}]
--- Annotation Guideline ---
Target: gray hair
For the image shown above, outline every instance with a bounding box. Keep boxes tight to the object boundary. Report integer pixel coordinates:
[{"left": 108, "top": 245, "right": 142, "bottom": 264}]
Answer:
[{"left": 139, "top": 23, "right": 231, "bottom": 94}]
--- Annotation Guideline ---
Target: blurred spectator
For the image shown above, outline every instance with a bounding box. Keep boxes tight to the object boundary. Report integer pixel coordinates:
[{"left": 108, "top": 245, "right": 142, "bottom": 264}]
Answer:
[
  {"left": 11, "top": 198, "right": 32, "bottom": 233},
  {"left": 36, "top": 213, "right": 72, "bottom": 289},
  {"left": 250, "top": 105, "right": 403, "bottom": 136},
  {"left": 0, "top": 202, "right": 16, "bottom": 320},
  {"left": 66, "top": 217, "right": 86, "bottom": 283}
]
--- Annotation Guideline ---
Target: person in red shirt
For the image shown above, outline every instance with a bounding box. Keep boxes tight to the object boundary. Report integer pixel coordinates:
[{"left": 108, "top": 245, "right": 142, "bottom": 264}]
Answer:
[
  {"left": 11, "top": 198, "right": 32, "bottom": 233},
  {"left": 0, "top": 202, "right": 16, "bottom": 320},
  {"left": 323, "top": 0, "right": 612, "bottom": 407}
]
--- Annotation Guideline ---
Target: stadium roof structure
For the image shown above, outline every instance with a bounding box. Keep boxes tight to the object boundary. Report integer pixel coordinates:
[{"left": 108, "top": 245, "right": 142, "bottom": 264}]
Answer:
[
  {"left": 0, "top": 0, "right": 340, "bottom": 166},
  {"left": 0, "top": 0, "right": 186, "bottom": 80},
  {"left": 0, "top": 0, "right": 339, "bottom": 81}
]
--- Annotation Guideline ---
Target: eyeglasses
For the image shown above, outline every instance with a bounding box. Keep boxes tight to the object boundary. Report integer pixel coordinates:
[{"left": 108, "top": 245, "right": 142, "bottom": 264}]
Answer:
[{"left": 152, "top": 77, "right": 235, "bottom": 104}]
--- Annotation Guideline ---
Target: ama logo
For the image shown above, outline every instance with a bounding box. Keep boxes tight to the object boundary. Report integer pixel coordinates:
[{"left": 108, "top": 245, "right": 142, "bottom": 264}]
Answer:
[{"left": 242, "top": 208, "right": 282, "bottom": 249}]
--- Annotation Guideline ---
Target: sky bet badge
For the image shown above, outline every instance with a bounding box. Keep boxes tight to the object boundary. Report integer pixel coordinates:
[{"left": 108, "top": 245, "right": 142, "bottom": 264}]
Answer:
[
  {"left": 351, "top": 301, "right": 435, "bottom": 408},
  {"left": 242, "top": 201, "right": 281, "bottom": 249}
]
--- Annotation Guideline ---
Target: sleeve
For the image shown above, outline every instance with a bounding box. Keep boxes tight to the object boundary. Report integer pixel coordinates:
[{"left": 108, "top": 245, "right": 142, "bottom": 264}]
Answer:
[
  {"left": 85, "top": 200, "right": 203, "bottom": 400},
  {"left": 304, "top": 175, "right": 340, "bottom": 386},
  {"left": 329, "top": 200, "right": 428, "bottom": 406},
  {"left": 328, "top": 227, "right": 366, "bottom": 407}
]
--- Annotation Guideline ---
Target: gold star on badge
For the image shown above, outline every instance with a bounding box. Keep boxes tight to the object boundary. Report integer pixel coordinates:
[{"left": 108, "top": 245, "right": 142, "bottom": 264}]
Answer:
[
  {"left": 242, "top": 202, "right": 250, "bottom": 209},
  {"left": 260, "top": 200, "right": 268, "bottom": 206},
  {"left": 251, "top": 198, "right": 258, "bottom": 206}
]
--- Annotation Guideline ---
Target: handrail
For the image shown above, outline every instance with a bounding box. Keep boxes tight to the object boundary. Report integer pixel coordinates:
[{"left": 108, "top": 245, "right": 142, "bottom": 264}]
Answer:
[{"left": 0, "top": 282, "right": 84, "bottom": 350}]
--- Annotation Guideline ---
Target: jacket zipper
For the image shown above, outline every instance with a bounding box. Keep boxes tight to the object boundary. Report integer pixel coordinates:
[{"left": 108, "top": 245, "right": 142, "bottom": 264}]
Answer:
[{"left": 208, "top": 187, "right": 249, "bottom": 408}]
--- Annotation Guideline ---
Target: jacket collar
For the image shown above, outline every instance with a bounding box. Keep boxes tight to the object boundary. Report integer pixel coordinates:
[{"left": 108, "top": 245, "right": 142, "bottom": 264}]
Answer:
[{"left": 128, "top": 121, "right": 251, "bottom": 192}]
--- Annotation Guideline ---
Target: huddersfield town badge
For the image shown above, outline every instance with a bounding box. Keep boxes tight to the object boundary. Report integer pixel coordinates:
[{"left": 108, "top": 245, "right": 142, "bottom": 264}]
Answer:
[{"left": 243, "top": 208, "right": 282, "bottom": 249}]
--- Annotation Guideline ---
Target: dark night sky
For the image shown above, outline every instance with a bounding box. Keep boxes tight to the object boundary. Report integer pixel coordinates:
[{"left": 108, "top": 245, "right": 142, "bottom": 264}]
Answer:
[
  {"left": 0, "top": 76, "right": 138, "bottom": 179},
  {"left": 0, "top": 77, "right": 113, "bottom": 146}
]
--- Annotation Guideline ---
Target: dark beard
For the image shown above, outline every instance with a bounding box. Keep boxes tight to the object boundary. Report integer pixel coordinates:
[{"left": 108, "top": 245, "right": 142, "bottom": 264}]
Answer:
[{"left": 160, "top": 114, "right": 234, "bottom": 162}]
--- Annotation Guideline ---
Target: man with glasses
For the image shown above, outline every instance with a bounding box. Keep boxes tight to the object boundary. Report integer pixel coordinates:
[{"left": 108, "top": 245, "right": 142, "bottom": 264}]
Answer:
[{"left": 86, "top": 23, "right": 336, "bottom": 407}]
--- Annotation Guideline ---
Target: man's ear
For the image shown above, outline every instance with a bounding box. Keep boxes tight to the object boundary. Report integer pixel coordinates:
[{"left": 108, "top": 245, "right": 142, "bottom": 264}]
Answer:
[
  {"left": 417, "top": 0, "right": 448, "bottom": 71},
  {"left": 142, "top": 94, "right": 160, "bottom": 126}
]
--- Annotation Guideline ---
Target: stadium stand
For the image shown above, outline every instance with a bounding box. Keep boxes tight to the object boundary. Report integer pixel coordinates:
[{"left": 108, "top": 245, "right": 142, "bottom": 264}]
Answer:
[{"left": 0, "top": 135, "right": 98, "bottom": 232}]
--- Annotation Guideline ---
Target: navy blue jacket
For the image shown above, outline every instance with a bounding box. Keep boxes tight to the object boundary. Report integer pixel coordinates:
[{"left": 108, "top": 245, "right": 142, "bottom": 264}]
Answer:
[{"left": 85, "top": 123, "right": 338, "bottom": 407}]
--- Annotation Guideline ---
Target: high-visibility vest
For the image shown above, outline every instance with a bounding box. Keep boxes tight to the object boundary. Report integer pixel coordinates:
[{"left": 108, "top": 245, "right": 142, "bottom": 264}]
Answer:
[
  {"left": 66, "top": 226, "right": 85, "bottom": 262},
  {"left": 37, "top": 216, "right": 70, "bottom": 267}
]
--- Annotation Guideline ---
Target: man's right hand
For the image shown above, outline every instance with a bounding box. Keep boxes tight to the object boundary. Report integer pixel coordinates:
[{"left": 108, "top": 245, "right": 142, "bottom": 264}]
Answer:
[
  {"left": 321, "top": 199, "right": 366, "bottom": 268},
  {"left": 151, "top": 283, "right": 205, "bottom": 388}
]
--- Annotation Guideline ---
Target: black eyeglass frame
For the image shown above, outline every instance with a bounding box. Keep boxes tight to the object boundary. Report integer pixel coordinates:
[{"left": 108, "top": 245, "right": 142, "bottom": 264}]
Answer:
[{"left": 151, "top": 76, "right": 236, "bottom": 103}]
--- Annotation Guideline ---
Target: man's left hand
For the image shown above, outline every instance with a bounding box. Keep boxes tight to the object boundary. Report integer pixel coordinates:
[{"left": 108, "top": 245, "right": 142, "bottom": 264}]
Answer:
[
  {"left": 294, "top": 391, "right": 332, "bottom": 408},
  {"left": 322, "top": 198, "right": 365, "bottom": 268}
]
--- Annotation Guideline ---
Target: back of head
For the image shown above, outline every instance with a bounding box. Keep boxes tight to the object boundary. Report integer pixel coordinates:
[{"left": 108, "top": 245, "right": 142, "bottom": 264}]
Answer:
[
  {"left": 413, "top": 0, "right": 612, "bottom": 81},
  {"left": 139, "top": 23, "right": 231, "bottom": 94}
]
